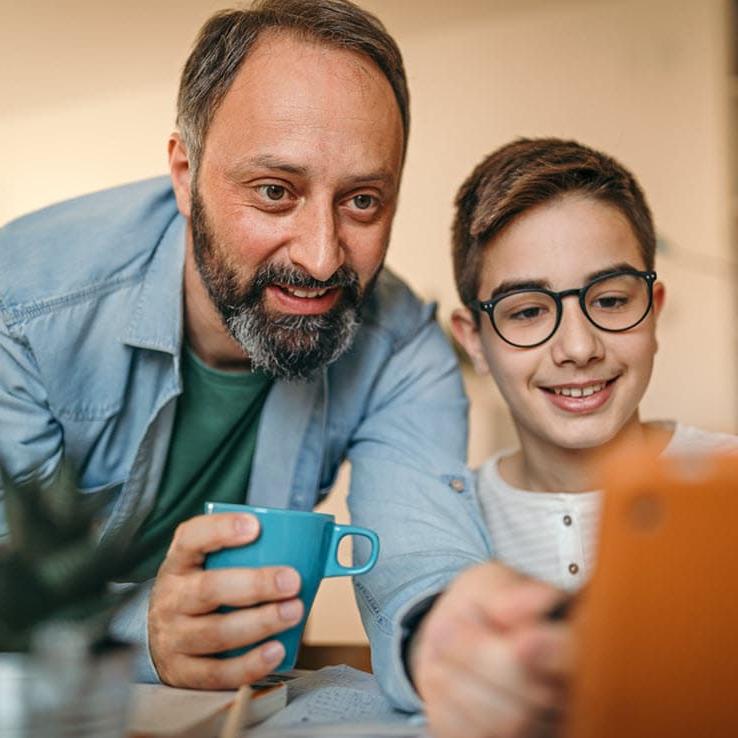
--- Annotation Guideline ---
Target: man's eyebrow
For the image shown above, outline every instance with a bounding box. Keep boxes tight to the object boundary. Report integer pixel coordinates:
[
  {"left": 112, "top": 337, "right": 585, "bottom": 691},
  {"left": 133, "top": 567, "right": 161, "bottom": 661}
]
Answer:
[
  {"left": 228, "top": 155, "right": 309, "bottom": 178},
  {"left": 227, "top": 156, "right": 396, "bottom": 188}
]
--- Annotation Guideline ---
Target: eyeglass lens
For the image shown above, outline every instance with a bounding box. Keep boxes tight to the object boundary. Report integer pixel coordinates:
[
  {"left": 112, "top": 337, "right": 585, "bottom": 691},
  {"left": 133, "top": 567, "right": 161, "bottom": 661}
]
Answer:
[{"left": 492, "top": 272, "right": 651, "bottom": 347}]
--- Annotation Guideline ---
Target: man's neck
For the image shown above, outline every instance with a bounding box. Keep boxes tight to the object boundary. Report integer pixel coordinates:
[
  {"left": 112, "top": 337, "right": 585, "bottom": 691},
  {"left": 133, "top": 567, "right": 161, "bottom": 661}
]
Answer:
[{"left": 183, "top": 239, "right": 252, "bottom": 372}]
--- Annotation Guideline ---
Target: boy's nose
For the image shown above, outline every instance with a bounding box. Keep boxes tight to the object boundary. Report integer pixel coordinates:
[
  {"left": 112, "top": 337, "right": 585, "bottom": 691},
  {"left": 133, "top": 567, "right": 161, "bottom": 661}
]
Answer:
[{"left": 550, "top": 300, "right": 605, "bottom": 367}]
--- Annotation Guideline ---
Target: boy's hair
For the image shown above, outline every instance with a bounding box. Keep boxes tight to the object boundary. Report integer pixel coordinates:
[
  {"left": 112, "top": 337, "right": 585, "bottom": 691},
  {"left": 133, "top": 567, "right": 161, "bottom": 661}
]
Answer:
[
  {"left": 452, "top": 137, "right": 656, "bottom": 309},
  {"left": 177, "top": 0, "right": 409, "bottom": 179}
]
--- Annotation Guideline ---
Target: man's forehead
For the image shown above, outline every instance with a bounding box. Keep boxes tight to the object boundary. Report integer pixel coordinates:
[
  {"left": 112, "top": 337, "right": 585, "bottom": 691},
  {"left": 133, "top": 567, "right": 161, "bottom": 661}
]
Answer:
[
  {"left": 228, "top": 28, "right": 387, "bottom": 97},
  {"left": 200, "top": 29, "right": 404, "bottom": 182}
]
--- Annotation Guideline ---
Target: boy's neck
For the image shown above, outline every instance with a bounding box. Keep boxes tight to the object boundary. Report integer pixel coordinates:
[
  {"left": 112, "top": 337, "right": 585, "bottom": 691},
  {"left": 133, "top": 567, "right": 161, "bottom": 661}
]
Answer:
[{"left": 501, "top": 416, "right": 673, "bottom": 494}]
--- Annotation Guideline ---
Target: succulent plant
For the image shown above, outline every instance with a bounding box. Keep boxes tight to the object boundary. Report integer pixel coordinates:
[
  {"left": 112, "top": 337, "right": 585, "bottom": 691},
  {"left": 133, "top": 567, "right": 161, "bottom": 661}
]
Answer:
[{"left": 0, "top": 461, "right": 138, "bottom": 652}]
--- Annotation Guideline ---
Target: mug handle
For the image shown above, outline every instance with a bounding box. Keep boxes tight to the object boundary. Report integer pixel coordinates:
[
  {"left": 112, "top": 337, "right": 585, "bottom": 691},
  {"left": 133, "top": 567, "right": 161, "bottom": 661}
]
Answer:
[{"left": 323, "top": 525, "right": 380, "bottom": 577}]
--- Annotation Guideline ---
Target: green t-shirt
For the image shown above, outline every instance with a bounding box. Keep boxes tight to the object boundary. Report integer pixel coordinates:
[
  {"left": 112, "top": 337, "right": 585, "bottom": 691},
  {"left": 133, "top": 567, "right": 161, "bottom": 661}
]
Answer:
[{"left": 125, "top": 346, "right": 272, "bottom": 581}]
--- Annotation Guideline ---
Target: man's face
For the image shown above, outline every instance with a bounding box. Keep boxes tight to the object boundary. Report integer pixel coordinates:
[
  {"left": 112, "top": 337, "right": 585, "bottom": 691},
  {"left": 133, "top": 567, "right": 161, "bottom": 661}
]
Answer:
[
  {"left": 184, "top": 32, "right": 404, "bottom": 379},
  {"left": 454, "top": 195, "right": 664, "bottom": 458}
]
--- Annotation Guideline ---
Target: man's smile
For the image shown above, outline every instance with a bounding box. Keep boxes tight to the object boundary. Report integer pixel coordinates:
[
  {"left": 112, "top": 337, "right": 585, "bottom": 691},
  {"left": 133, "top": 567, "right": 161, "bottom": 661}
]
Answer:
[{"left": 267, "top": 283, "right": 342, "bottom": 315}]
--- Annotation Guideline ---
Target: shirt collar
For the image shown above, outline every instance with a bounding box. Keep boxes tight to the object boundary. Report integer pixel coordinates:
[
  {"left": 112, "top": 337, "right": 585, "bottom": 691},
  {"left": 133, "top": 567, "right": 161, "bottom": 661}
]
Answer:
[{"left": 120, "top": 214, "right": 186, "bottom": 355}]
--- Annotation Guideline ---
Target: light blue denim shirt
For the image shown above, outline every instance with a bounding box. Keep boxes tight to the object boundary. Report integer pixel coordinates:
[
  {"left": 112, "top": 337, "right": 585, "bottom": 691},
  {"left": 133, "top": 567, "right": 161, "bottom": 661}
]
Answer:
[{"left": 0, "top": 177, "right": 493, "bottom": 711}]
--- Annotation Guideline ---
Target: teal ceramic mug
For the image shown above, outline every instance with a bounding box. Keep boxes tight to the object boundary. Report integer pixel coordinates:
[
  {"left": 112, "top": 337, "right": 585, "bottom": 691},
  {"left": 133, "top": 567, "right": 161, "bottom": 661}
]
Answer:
[{"left": 203, "top": 502, "right": 380, "bottom": 671}]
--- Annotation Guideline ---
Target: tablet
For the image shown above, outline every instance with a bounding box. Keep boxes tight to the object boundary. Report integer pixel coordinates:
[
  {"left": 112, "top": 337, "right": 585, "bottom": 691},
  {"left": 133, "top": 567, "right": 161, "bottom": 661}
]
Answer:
[{"left": 566, "top": 450, "right": 738, "bottom": 738}]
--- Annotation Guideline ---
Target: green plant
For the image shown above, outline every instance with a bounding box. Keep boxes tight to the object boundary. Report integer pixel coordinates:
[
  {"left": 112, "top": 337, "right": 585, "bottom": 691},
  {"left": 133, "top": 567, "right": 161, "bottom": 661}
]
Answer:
[{"left": 0, "top": 461, "right": 137, "bottom": 652}]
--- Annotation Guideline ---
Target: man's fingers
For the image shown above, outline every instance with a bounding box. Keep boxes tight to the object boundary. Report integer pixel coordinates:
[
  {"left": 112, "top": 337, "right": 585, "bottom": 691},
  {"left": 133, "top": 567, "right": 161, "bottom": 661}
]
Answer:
[
  {"left": 159, "top": 514, "right": 260, "bottom": 575},
  {"left": 173, "top": 566, "right": 302, "bottom": 615},
  {"left": 165, "top": 640, "right": 287, "bottom": 691},
  {"left": 169, "top": 599, "right": 305, "bottom": 655}
]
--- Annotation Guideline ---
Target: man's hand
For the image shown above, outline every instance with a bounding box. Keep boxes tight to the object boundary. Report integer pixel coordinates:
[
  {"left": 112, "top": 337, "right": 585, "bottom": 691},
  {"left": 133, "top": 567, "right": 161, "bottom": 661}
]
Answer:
[
  {"left": 148, "top": 513, "right": 304, "bottom": 689},
  {"left": 412, "top": 562, "right": 573, "bottom": 738}
]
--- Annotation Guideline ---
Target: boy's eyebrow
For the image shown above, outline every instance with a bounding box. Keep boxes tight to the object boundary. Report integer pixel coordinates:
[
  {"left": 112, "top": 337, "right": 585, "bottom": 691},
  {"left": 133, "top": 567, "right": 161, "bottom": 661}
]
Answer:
[
  {"left": 487, "top": 262, "right": 644, "bottom": 301},
  {"left": 584, "top": 262, "right": 641, "bottom": 282},
  {"left": 488, "top": 279, "right": 549, "bottom": 301}
]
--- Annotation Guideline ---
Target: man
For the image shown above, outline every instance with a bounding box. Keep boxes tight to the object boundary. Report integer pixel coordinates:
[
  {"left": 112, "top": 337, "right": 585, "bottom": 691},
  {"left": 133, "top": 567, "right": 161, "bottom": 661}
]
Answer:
[{"left": 0, "top": 0, "right": 479, "bottom": 700}]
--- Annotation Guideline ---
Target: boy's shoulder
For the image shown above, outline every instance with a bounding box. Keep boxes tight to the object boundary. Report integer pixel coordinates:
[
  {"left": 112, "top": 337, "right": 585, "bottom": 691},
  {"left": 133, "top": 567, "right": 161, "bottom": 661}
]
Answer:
[{"left": 663, "top": 422, "right": 738, "bottom": 456}]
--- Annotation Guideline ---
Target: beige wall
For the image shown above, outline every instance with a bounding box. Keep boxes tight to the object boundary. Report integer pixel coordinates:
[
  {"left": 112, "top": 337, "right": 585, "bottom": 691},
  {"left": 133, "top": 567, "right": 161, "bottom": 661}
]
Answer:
[{"left": 3, "top": 0, "right": 736, "bottom": 643}]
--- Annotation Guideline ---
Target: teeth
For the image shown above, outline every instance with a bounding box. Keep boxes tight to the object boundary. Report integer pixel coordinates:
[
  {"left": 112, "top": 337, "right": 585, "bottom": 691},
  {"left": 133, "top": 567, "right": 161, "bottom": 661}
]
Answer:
[
  {"left": 553, "top": 382, "right": 606, "bottom": 397},
  {"left": 285, "top": 287, "right": 329, "bottom": 298}
]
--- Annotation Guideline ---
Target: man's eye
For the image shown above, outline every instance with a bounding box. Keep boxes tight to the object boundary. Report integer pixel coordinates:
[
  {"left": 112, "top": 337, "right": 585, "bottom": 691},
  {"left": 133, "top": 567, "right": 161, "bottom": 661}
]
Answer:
[
  {"left": 257, "top": 185, "right": 287, "bottom": 201},
  {"left": 352, "top": 194, "right": 375, "bottom": 210}
]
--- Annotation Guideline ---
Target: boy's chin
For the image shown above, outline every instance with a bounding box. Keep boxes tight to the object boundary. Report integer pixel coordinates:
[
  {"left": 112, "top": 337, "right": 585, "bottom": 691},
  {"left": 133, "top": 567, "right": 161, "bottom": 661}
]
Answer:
[{"left": 529, "top": 417, "right": 629, "bottom": 454}]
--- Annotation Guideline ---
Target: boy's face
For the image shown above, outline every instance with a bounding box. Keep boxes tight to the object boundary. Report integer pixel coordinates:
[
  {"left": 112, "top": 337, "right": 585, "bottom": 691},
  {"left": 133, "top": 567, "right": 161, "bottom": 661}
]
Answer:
[{"left": 452, "top": 194, "right": 665, "bottom": 456}]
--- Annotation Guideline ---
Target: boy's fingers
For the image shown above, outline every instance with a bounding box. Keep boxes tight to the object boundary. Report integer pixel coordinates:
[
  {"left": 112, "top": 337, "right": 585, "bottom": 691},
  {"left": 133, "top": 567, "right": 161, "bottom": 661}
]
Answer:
[
  {"left": 513, "top": 621, "right": 575, "bottom": 683},
  {"left": 447, "top": 562, "right": 567, "bottom": 630}
]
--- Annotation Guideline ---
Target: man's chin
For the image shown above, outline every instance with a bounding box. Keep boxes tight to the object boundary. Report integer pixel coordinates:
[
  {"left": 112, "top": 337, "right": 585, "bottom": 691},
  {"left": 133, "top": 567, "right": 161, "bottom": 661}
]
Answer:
[{"left": 226, "top": 305, "right": 360, "bottom": 381}]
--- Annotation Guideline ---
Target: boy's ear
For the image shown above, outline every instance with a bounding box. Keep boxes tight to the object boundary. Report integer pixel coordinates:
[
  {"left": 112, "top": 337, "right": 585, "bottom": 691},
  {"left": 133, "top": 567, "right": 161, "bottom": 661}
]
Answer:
[
  {"left": 450, "top": 307, "right": 491, "bottom": 376},
  {"left": 652, "top": 279, "right": 666, "bottom": 318},
  {"left": 168, "top": 132, "right": 193, "bottom": 219}
]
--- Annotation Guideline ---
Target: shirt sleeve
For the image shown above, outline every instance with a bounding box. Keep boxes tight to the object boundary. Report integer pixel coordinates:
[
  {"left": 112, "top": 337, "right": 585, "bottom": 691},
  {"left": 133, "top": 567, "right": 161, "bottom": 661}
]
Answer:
[
  {"left": 0, "top": 314, "right": 64, "bottom": 534},
  {"left": 109, "top": 580, "right": 161, "bottom": 682},
  {"left": 346, "top": 316, "right": 493, "bottom": 712}
]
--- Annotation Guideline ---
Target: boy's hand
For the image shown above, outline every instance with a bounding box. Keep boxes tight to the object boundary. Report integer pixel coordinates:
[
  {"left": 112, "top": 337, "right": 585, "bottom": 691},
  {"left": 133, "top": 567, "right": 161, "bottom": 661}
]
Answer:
[
  {"left": 148, "top": 513, "right": 304, "bottom": 689},
  {"left": 412, "top": 562, "right": 573, "bottom": 738}
]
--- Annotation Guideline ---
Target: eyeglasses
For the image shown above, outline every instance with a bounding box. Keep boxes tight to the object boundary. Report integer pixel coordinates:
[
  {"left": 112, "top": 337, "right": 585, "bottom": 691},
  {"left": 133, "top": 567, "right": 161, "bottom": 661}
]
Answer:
[{"left": 471, "top": 269, "right": 657, "bottom": 349}]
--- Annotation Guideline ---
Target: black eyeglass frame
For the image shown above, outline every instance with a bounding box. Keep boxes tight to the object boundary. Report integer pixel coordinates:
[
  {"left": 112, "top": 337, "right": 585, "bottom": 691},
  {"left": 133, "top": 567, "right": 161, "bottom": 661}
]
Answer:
[{"left": 471, "top": 269, "right": 658, "bottom": 349}]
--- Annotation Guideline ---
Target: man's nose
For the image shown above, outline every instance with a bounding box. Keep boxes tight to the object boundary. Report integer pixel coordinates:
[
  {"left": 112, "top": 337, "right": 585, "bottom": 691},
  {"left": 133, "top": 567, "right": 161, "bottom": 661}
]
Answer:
[
  {"left": 550, "top": 299, "right": 605, "bottom": 367},
  {"left": 287, "top": 202, "right": 345, "bottom": 282}
]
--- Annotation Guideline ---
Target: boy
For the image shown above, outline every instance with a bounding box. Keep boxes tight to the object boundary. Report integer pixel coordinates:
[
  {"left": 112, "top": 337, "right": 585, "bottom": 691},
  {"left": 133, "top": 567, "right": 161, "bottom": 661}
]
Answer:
[{"left": 412, "top": 138, "right": 738, "bottom": 738}]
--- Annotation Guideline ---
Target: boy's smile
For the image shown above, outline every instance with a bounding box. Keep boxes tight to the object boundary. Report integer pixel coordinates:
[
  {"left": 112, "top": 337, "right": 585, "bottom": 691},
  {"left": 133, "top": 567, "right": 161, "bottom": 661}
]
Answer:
[
  {"left": 453, "top": 194, "right": 665, "bottom": 463},
  {"left": 541, "top": 377, "right": 618, "bottom": 412}
]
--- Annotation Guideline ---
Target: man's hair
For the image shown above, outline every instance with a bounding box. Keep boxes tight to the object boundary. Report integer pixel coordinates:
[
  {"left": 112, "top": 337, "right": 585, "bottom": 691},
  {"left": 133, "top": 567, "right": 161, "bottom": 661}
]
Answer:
[
  {"left": 177, "top": 0, "right": 409, "bottom": 176},
  {"left": 452, "top": 137, "right": 656, "bottom": 309}
]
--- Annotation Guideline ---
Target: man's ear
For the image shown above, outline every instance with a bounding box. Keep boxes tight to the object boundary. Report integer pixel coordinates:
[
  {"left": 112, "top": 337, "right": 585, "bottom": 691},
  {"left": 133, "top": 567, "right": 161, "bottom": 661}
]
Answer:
[
  {"left": 168, "top": 132, "right": 192, "bottom": 219},
  {"left": 450, "top": 307, "right": 491, "bottom": 376}
]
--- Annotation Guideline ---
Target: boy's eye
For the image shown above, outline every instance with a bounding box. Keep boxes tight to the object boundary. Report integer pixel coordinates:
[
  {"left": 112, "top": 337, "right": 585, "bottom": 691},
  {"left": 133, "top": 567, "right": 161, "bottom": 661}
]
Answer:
[
  {"left": 510, "top": 306, "right": 546, "bottom": 321},
  {"left": 497, "top": 294, "right": 553, "bottom": 324},
  {"left": 591, "top": 294, "right": 629, "bottom": 311}
]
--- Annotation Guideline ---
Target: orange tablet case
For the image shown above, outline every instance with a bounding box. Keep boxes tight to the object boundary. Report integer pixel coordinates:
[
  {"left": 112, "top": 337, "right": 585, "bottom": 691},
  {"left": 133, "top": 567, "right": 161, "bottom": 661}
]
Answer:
[{"left": 565, "top": 451, "right": 738, "bottom": 738}]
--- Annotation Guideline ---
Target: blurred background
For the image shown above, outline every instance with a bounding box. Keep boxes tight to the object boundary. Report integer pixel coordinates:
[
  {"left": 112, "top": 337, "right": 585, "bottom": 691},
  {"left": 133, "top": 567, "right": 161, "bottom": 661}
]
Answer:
[{"left": 3, "top": 0, "right": 737, "bottom": 645}]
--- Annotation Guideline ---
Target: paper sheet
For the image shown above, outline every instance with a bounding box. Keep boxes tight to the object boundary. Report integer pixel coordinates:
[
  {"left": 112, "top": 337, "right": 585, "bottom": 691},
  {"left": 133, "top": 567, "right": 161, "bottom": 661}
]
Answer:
[{"left": 249, "top": 665, "right": 428, "bottom": 737}]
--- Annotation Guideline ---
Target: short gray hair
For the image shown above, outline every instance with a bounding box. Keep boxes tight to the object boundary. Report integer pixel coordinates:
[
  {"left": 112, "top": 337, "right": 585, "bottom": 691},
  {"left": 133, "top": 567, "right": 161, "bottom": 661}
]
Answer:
[{"left": 176, "top": 0, "right": 410, "bottom": 177}]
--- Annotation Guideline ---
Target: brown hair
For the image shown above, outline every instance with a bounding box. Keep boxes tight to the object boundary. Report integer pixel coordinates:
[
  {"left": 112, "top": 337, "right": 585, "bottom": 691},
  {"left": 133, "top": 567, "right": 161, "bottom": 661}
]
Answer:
[
  {"left": 177, "top": 0, "right": 409, "bottom": 177},
  {"left": 452, "top": 137, "right": 656, "bottom": 309}
]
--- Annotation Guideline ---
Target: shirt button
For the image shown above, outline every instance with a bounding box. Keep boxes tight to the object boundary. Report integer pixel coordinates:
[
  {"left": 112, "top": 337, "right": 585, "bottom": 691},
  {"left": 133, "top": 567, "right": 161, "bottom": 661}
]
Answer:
[
  {"left": 563, "top": 515, "right": 572, "bottom": 526},
  {"left": 568, "top": 563, "right": 579, "bottom": 575},
  {"left": 449, "top": 478, "right": 465, "bottom": 493}
]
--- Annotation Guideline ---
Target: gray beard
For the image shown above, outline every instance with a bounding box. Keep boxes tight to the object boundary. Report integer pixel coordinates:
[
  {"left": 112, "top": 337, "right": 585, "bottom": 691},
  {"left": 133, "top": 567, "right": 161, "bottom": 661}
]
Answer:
[
  {"left": 190, "top": 189, "right": 365, "bottom": 381},
  {"left": 225, "top": 304, "right": 360, "bottom": 381}
]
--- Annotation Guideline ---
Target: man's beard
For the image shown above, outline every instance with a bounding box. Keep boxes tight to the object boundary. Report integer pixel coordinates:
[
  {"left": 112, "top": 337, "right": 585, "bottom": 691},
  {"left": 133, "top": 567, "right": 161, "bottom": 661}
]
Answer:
[{"left": 190, "top": 190, "right": 366, "bottom": 381}]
